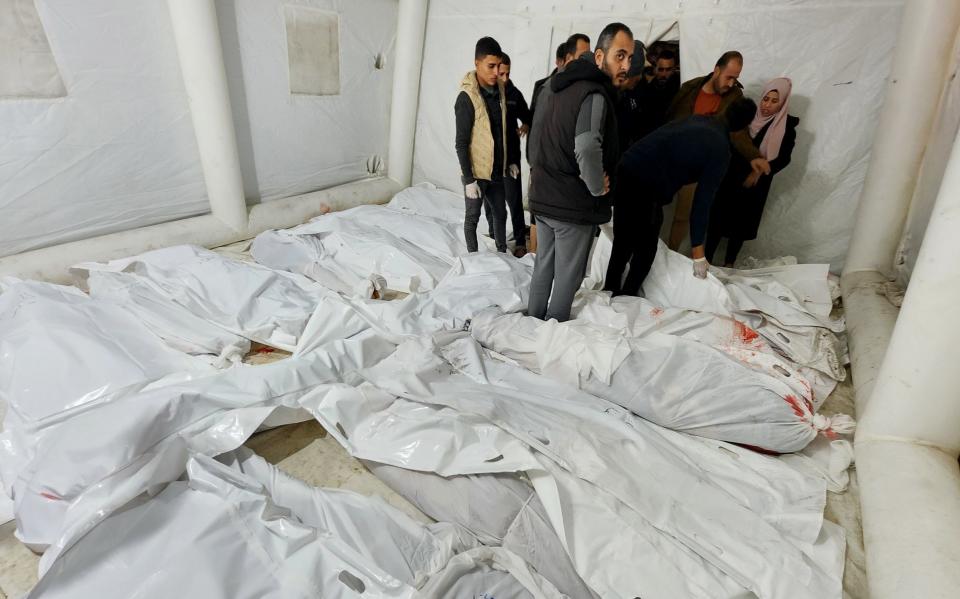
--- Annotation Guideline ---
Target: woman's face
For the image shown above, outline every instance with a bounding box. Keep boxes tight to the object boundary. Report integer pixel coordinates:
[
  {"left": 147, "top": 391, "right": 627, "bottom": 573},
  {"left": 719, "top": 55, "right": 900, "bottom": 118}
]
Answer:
[{"left": 759, "top": 90, "right": 781, "bottom": 118}]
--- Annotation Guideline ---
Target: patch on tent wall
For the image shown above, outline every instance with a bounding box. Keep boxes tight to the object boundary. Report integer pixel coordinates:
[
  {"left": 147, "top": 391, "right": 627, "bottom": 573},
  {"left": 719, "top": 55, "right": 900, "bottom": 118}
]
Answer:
[
  {"left": 0, "top": 0, "right": 66, "bottom": 98},
  {"left": 284, "top": 5, "right": 340, "bottom": 96}
]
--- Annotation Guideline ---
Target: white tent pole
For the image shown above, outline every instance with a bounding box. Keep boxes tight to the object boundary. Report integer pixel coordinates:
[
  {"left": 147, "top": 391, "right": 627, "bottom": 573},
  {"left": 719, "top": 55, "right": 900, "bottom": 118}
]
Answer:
[
  {"left": 387, "top": 0, "right": 430, "bottom": 187},
  {"left": 166, "top": 0, "right": 248, "bottom": 232},
  {"left": 855, "top": 120, "right": 960, "bottom": 599},
  {"left": 843, "top": 0, "right": 960, "bottom": 276}
]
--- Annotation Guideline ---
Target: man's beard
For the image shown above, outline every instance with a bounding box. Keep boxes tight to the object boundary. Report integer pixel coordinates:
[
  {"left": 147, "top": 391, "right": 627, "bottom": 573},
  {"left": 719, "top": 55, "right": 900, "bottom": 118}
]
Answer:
[{"left": 603, "top": 59, "right": 623, "bottom": 87}]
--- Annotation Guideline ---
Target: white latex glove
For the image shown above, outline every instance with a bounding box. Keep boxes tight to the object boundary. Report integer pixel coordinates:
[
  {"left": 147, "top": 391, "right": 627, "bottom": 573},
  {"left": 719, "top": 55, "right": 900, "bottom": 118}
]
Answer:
[
  {"left": 508, "top": 164, "right": 520, "bottom": 179},
  {"left": 693, "top": 257, "right": 709, "bottom": 279},
  {"left": 465, "top": 181, "right": 481, "bottom": 199}
]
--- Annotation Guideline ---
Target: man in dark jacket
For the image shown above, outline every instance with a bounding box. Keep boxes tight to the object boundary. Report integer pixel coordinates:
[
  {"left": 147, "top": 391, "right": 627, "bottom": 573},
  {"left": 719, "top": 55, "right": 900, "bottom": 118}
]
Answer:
[
  {"left": 616, "top": 40, "right": 646, "bottom": 154},
  {"left": 529, "top": 34, "right": 591, "bottom": 121},
  {"left": 634, "top": 48, "right": 680, "bottom": 139},
  {"left": 483, "top": 53, "right": 531, "bottom": 256},
  {"left": 526, "top": 23, "right": 634, "bottom": 322},
  {"left": 454, "top": 37, "right": 508, "bottom": 253},
  {"left": 603, "top": 97, "right": 757, "bottom": 296}
]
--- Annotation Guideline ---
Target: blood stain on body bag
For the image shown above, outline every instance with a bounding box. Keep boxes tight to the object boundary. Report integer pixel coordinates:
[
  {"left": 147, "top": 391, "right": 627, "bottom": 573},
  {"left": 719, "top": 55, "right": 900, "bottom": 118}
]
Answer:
[{"left": 733, "top": 320, "right": 760, "bottom": 344}]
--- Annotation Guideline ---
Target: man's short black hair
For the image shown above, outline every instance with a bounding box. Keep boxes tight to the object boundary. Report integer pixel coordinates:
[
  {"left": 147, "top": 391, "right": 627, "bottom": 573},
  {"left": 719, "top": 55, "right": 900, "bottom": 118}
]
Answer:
[
  {"left": 475, "top": 37, "right": 502, "bottom": 61},
  {"left": 555, "top": 43, "right": 567, "bottom": 61},
  {"left": 658, "top": 49, "right": 677, "bottom": 62},
  {"left": 500, "top": 53, "right": 511, "bottom": 66},
  {"left": 595, "top": 23, "right": 633, "bottom": 53},
  {"left": 715, "top": 50, "right": 743, "bottom": 69},
  {"left": 724, "top": 97, "right": 757, "bottom": 131},
  {"left": 565, "top": 33, "right": 590, "bottom": 56}
]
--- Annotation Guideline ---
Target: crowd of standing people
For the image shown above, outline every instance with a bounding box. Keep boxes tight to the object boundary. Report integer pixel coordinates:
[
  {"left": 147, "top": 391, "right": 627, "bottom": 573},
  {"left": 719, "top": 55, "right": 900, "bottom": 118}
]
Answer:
[{"left": 454, "top": 23, "right": 798, "bottom": 322}]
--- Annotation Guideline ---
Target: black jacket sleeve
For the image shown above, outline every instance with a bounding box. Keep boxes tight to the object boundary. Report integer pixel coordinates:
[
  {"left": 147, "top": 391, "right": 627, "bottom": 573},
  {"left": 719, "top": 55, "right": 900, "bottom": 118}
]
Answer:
[
  {"left": 529, "top": 78, "right": 547, "bottom": 122},
  {"left": 515, "top": 89, "right": 532, "bottom": 127},
  {"left": 768, "top": 117, "right": 797, "bottom": 175},
  {"left": 454, "top": 91, "right": 475, "bottom": 185}
]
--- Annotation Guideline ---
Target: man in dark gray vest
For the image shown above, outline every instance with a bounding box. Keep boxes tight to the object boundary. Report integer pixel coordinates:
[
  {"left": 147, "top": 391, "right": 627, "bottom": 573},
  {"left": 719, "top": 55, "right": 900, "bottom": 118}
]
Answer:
[{"left": 526, "top": 23, "right": 634, "bottom": 322}]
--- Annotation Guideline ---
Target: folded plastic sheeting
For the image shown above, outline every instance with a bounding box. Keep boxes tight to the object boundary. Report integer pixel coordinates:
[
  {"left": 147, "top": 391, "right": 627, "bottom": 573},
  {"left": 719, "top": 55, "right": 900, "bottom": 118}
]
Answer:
[
  {"left": 83, "top": 269, "right": 251, "bottom": 365},
  {"left": 1, "top": 333, "right": 395, "bottom": 561},
  {"left": 295, "top": 253, "right": 532, "bottom": 353},
  {"left": 351, "top": 335, "right": 844, "bottom": 599},
  {"left": 0, "top": 277, "right": 212, "bottom": 427},
  {"left": 73, "top": 245, "right": 337, "bottom": 351},
  {"left": 363, "top": 463, "right": 600, "bottom": 599},
  {"left": 251, "top": 199, "right": 469, "bottom": 296},
  {"left": 588, "top": 232, "right": 848, "bottom": 381},
  {"left": 29, "top": 452, "right": 564, "bottom": 599},
  {"left": 574, "top": 291, "right": 838, "bottom": 406},
  {"left": 386, "top": 184, "right": 467, "bottom": 225},
  {"left": 470, "top": 310, "right": 853, "bottom": 453}
]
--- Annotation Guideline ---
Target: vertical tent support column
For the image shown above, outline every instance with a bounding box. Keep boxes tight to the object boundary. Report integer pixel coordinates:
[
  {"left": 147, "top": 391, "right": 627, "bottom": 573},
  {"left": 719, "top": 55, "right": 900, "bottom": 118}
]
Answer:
[
  {"left": 840, "top": 4, "right": 960, "bottom": 597},
  {"left": 387, "top": 0, "right": 430, "bottom": 188},
  {"left": 855, "top": 122, "right": 960, "bottom": 599},
  {"left": 167, "top": 0, "right": 248, "bottom": 232},
  {"left": 844, "top": 0, "right": 960, "bottom": 277}
]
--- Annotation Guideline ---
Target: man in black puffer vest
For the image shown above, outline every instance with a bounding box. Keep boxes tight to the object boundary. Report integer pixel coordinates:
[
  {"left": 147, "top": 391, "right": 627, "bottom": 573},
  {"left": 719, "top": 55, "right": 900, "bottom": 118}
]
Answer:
[{"left": 526, "top": 23, "right": 634, "bottom": 322}]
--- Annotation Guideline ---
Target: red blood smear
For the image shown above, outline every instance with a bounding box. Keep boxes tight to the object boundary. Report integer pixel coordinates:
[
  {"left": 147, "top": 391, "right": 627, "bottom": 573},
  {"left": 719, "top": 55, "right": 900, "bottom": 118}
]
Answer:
[
  {"left": 784, "top": 395, "right": 807, "bottom": 418},
  {"left": 649, "top": 307, "right": 664, "bottom": 317},
  {"left": 735, "top": 442, "right": 783, "bottom": 456},
  {"left": 733, "top": 320, "right": 760, "bottom": 343},
  {"left": 40, "top": 492, "right": 61, "bottom": 501},
  {"left": 255, "top": 347, "right": 275, "bottom": 354}
]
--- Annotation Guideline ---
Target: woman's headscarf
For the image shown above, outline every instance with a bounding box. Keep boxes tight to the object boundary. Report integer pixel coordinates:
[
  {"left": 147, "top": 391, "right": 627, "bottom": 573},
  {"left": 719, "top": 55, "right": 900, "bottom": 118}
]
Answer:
[{"left": 749, "top": 77, "right": 792, "bottom": 161}]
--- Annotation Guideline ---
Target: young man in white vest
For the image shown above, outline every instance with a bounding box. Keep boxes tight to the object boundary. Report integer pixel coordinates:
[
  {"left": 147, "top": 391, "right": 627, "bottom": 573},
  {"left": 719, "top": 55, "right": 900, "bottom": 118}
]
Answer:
[{"left": 454, "top": 37, "right": 509, "bottom": 253}]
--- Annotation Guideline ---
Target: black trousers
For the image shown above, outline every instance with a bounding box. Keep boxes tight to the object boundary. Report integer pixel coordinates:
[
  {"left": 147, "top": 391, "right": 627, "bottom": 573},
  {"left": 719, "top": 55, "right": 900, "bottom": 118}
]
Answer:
[
  {"left": 485, "top": 174, "right": 525, "bottom": 248},
  {"left": 465, "top": 180, "right": 507, "bottom": 253},
  {"left": 603, "top": 175, "right": 666, "bottom": 297},
  {"left": 704, "top": 228, "right": 745, "bottom": 266}
]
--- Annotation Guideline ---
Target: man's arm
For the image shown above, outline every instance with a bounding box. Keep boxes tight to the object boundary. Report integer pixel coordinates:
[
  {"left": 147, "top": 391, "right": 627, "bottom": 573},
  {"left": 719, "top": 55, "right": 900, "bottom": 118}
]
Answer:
[
  {"left": 574, "top": 92, "right": 607, "bottom": 196},
  {"left": 454, "top": 92, "right": 476, "bottom": 184},
  {"left": 515, "top": 89, "right": 532, "bottom": 127},
  {"left": 529, "top": 79, "right": 544, "bottom": 122},
  {"left": 730, "top": 128, "right": 762, "bottom": 161}
]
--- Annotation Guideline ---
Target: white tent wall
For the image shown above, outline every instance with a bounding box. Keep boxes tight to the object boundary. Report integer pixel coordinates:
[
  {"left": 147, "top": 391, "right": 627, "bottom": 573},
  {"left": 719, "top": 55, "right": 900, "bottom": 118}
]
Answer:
[
  {"left": 410, "top": 0, "right": 904, "bottom": 271},
  {"left": 893, "top": 28, "right": 960, "bottom": 288},
  {"left": 0, "top": 0, "right": 209, "bottom": 258},
  {"left": 0, "top": 0, "right": 405, "bottom": 282},
  {"left": 214, "top": 0, "right": 397, "bottom": 203}
]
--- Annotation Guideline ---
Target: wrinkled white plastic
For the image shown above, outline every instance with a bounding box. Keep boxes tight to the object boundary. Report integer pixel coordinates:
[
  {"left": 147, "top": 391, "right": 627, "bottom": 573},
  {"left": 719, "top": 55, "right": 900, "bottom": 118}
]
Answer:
[
  {"left": 74, "top": 245, "right": 337, "bottom": 351},
  {"left": 2, "top": 333, "right": 395, "bottom": 560},
  {"left": 471, "top": 310, "right": 849, "bottom": 453},
  {"left": 573, "top": 291, "right": 837, "bottom": 406},
  {"left": 295, "top": 252, "right": 533, "bottom": 353},
  {"left": 364, "top": 462, "right": 598, "bottom": 599},
  {"left": 0, "top": 277, "right": 211, "bottom": 427},
  {"left": 356, "top": 335, "right": 844, "bottom": 599},
  {"left": 30, "top": 452, "right": 564, "bottom": 599},
  {"left": 84, "top": 269, "right": 251, "bottom": 365},
  {"left": 589, "top": 231, "right": 848, "bottom": 381},
  {"left": 252, "top": 201, "right": 468, "bottom": 295}
]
